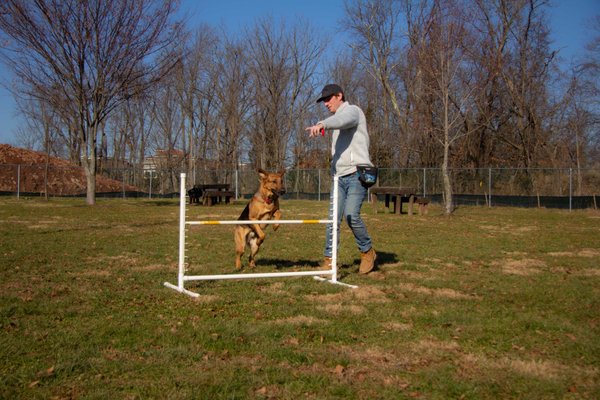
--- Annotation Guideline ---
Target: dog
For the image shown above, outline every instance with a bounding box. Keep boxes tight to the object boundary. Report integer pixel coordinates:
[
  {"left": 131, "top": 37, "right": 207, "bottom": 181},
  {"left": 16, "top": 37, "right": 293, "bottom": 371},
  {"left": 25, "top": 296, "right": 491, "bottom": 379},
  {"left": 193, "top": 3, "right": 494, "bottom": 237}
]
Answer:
[
  {"left": 188, "top": 186, "right": 203, "bottom": 204},
  {"left": 234, "top": 168, "right": 285, "bottom": 269}
]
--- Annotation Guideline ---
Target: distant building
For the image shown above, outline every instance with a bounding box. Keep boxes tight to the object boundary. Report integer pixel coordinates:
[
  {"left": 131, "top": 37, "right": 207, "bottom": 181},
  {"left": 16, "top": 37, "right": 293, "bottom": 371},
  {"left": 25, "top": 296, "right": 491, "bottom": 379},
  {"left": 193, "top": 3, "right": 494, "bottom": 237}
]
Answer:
[{"left": 142, "top": 149, "right": 186, "bottom": 172}]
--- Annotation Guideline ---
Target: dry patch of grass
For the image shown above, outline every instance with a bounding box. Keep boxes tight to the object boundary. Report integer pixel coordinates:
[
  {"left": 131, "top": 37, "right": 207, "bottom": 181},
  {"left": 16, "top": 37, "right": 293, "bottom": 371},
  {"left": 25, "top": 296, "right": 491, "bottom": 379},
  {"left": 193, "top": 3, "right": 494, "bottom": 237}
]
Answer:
[
  {"left": 192, "top": 294, "right": 221, "bottom": 304},
  {"left": 317, "top": 303, "right": 366, "bottom": 315},
  {"left": 382, "top": 321, "right": 413, "bottom": 331},
  {"left": 479, "top": 224, "right": 538, "bottom": 236},
  {"left": 547, "top": 248, "right": 600, "bottom": 258},
  {"left": 459, "top": 353, "right": 599, "bottom": 383},
  {"left": 492, "top": 258, "right": 546, "bottom": 275},
  {"left": 397, "top": 282, "right": 480, "bottom": 300},
  {"left": 82, "top": 254, "right": 142, "bottom": 268},
  {"left": 272, "top": 315, "right": 329, "bottom": 326}
]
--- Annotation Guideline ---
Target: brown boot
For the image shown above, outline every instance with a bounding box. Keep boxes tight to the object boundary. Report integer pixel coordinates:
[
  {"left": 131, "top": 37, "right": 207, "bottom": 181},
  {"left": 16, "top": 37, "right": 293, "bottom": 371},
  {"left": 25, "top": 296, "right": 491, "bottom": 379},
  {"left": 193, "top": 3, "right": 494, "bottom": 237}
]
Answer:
[
  {"left": 359, "top": 248, "right": 377, "bottom": 274},
  {"left": 320, "top": 257, "right": 332, "bottom": 269}
]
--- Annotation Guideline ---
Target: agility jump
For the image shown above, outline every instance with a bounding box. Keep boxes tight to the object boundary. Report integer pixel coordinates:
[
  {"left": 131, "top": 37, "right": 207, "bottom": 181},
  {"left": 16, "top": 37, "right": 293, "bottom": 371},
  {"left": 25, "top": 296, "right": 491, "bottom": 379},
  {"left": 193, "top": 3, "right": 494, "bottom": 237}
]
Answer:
[{"left": 164, "top": 173, "right": 357, "bottom": 297}]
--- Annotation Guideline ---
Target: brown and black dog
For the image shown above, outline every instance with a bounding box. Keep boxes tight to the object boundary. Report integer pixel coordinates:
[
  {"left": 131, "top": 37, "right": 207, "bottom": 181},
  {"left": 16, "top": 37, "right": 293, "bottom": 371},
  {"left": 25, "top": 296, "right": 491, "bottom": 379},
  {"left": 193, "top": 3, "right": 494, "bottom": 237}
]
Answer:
[{"left": 234, "top": 169, "right": 286, "bottom": 269}]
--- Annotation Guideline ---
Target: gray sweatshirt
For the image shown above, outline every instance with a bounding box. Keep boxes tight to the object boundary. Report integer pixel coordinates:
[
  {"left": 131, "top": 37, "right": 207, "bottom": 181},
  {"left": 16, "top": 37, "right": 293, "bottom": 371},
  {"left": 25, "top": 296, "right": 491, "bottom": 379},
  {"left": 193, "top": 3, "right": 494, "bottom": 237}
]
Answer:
[{"left": 319, "top": 101, "right": 373, "bottom": 177}]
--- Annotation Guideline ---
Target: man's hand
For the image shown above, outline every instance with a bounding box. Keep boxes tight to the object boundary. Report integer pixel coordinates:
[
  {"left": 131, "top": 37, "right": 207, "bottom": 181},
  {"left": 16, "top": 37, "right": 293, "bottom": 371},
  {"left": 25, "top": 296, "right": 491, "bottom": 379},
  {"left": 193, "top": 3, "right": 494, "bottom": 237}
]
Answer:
[{"left": 305, "top": 123, "right": 324, "bottom": 138}]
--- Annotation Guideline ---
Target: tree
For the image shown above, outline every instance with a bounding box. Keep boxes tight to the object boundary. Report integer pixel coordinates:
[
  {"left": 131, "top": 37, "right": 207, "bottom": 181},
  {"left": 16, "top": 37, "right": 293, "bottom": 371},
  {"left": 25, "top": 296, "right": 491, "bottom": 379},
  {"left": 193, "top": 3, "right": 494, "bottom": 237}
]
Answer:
[
  {"left": 0, "top": 0, "right": 182, "bottom": 204},
  {"left": 344, "top": 0, "right": 413, "bottom": 166},
  {"left": 246, "top": 16, "right": 325, "bottom": 170},
  {"left": 413, "top": 1, "right": 481, "bottom": 214}
]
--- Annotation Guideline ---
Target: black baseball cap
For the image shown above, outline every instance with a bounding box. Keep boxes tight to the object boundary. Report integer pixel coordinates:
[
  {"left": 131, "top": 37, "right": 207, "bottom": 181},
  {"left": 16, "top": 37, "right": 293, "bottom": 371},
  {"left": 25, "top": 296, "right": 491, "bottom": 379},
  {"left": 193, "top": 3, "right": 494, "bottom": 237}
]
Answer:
[{"left": 316, "top": 84, "right": 344, "bottom": 103}]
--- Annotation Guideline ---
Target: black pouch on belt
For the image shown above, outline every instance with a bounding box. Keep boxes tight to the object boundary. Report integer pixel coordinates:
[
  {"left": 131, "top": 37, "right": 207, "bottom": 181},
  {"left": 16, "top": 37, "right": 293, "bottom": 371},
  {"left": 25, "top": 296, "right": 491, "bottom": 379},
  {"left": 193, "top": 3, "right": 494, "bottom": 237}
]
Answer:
[{"left": 356, "top": 165, "right": 378, "bottom": 188}]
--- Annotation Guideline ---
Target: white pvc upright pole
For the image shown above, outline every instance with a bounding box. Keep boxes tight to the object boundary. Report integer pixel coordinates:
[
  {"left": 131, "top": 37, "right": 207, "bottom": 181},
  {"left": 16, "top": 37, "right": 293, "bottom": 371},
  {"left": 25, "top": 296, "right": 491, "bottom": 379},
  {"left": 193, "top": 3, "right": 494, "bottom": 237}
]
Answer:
[
  {"left": 178, "top": 173, "right": 186, "bottom": 290},
  {"left": 165, "top": 172, "right": 202, "bottom": 297},
  {"left": 331, "top": 175, "right": 339, "bottom": 283}
]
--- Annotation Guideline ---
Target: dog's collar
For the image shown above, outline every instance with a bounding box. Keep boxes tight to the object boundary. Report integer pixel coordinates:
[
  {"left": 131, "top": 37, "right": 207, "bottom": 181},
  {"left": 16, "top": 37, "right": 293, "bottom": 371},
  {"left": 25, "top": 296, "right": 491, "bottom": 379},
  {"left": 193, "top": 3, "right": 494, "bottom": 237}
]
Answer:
[{"left": 254, "top": 194, "right": 274, "bottom": 205}]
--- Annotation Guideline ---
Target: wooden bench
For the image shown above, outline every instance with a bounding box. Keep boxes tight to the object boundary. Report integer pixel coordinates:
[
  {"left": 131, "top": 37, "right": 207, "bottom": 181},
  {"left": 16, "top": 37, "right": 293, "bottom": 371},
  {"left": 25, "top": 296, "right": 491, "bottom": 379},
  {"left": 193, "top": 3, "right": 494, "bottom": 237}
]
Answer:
[
  {"left": 188, "top": 183, "right": 234, "bottom": 206},
  {"left": 202, "top": 189, "right": 235, "bottom": 206},
  {"left": 370, "top": 187, "right": 417, "bottom": 215}
]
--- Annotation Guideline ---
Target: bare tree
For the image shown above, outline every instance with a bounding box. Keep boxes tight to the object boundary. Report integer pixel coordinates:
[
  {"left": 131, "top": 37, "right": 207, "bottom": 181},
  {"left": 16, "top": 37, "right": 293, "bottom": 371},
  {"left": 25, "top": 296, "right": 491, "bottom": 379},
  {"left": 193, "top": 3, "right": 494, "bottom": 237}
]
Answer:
[
  {"left": 210, "top": 36, "right": 251, "bottom": 172},
  {"left": 0, "top": 0, "right": 182, "bottom": 204},
  {"left": 246, "top": 16, "right": 325, "bottom": 170},
  {"left": 410, "top": 0, "right": 481, "bottom": 213},
  {"left": 344, "top": 0, "right": 413, "bottom": 166},
  {"left": 494, "top": 0, "right": 555, "bottom": 168}
]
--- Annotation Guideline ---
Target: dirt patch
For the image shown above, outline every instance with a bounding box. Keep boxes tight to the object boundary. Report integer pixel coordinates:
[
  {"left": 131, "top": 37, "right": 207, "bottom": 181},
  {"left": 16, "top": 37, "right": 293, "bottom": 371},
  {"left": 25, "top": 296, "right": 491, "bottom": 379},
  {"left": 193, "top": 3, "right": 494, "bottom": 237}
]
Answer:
[{"left": 0, "top": 144, "right": 140, "bottom": 195}]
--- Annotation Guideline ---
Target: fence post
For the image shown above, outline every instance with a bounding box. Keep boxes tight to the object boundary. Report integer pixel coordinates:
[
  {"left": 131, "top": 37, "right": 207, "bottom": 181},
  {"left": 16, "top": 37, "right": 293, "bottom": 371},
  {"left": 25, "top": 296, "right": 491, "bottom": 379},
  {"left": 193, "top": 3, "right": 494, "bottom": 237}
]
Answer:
[
  {"left": 17, "top": 164, "right": 20, "bottom": 200},
  {"left": 423, "top": 168, "right": 426, "bottom": 198},
  {"left": 235, "top": 169, "right": 239, "bottom": 200},
  {"left": 318, "top": 169, "right": 321, "bottom": 201},
  {"left": 488, "top": 168, "right": 492, "bottom": 208},
  {"left": 569, "top": 168, "right": 572, "bottom": 212}
]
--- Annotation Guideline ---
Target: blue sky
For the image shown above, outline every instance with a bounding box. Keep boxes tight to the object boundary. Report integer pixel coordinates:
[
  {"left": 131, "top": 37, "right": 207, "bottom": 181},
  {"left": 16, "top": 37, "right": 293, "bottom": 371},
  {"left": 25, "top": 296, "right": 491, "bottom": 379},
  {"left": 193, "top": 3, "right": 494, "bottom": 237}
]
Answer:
[{"left": 0, "top": 0, "right": 598, "bottom": 145}]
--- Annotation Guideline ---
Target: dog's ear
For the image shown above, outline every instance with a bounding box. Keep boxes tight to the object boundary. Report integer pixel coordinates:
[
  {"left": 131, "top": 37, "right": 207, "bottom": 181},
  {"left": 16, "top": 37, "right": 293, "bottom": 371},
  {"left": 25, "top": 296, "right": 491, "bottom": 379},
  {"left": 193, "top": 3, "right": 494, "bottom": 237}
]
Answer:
[
  {"left": 278, "top": 169, "right": 286, "bottom": 177},
  {"left": 258, "top": 168, "right": 267, "bottom": 179}
]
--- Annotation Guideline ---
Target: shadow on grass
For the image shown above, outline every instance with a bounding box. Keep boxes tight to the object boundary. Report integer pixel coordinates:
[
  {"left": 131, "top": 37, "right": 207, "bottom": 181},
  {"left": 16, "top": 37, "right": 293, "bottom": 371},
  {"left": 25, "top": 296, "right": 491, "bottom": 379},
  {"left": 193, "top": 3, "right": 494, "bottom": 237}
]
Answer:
[
  {"left": 142, "top": 200, "right": 179, "bottom": 207},
  {"left": 261, "top": 250, "right": 399, "bottom": 271}
]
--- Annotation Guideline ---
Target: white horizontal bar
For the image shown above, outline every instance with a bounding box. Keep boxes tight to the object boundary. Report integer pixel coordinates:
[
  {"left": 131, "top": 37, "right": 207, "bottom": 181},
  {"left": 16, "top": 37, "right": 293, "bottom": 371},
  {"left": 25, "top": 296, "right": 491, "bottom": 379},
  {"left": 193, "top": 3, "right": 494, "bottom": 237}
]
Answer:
[
  {"left": 183, "top": 269, "right": 334, "bottom": 281},
  {"left": 187, "top": 219, "right": 332, "bottom": 225}
]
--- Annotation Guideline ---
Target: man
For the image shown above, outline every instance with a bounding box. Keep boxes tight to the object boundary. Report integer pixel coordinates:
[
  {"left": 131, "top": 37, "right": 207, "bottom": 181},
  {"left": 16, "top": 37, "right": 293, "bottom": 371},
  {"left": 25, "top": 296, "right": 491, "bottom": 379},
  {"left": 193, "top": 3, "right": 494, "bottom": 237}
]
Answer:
[{"left": 305, "top": 84, "right": 376, "bottom": 274}]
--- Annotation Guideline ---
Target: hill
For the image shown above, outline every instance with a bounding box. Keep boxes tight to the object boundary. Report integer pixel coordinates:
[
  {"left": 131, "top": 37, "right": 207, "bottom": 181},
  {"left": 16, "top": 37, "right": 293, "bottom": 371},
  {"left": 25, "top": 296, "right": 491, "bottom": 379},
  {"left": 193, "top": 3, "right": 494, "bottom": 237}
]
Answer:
[{"left": 0, "top": 144, "right": 140, "bottom": 195}]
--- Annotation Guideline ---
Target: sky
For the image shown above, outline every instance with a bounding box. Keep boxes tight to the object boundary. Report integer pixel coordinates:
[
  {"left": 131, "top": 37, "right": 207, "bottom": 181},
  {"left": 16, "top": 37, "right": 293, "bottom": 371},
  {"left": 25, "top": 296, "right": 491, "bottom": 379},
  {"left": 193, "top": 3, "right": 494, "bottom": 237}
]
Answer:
[{"left": 0, "top": 0, "right": 598, "bottom": 145}]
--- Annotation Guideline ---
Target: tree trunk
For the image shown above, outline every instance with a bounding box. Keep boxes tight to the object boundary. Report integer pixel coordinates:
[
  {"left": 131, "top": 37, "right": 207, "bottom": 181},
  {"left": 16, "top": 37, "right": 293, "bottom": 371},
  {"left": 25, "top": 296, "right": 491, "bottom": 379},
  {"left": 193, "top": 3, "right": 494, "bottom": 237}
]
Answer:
[
  {"left": 442, "top": 92, "right": 453, "bottom": 215},
  {"left": 84, "top": 124, "right": 98, "bottom": 205},
  {"left": 84, "top": 161, "right": 96, "bottom": 205}
]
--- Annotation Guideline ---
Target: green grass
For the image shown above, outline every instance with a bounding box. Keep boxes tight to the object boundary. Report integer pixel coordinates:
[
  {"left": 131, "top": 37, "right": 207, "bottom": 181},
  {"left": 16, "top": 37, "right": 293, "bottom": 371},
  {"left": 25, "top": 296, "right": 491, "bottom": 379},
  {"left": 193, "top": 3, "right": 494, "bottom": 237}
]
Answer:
[{"left": 1, "top": 197, "right": 599, "bottom": 399}]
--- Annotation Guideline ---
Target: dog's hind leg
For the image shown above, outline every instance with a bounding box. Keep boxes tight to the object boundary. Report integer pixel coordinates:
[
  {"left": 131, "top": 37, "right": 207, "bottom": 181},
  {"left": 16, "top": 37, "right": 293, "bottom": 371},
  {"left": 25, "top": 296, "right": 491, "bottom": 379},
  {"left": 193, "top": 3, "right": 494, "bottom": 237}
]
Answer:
[
  {"left": 234, "top": 227, "right": 246, "bottom": 270},
  {"left": 247, "top": 236, "right": 260, "bottom": 269},
  {"left": 272, "top": 210, "right": 282, "bottom": 231}
]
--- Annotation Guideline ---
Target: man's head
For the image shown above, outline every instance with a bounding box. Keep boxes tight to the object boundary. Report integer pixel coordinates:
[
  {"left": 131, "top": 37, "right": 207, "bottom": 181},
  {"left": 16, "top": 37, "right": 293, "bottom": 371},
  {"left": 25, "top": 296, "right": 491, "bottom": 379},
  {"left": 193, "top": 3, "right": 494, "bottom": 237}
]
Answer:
[{"left": 317, "top": 84, "right": 345, "bottom": 113}]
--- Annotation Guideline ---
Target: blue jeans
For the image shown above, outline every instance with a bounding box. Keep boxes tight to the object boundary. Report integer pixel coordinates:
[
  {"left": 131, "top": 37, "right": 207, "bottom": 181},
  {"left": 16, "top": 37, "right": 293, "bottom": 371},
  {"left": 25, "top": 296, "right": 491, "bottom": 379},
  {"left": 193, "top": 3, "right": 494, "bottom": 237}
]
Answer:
[{"left": 324, "top": 172, "right": 373, "bottom": 257}]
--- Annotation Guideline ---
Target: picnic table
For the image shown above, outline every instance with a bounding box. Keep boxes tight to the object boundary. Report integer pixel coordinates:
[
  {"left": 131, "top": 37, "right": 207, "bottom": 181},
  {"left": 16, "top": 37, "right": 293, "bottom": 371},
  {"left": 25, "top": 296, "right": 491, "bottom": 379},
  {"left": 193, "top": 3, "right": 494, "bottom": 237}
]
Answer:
[
  {"left": 369, "top": 187, "right": 418, "bottom": 215},
  {"left": 188, "top": 183, "right": 234, "bottom": 206}
]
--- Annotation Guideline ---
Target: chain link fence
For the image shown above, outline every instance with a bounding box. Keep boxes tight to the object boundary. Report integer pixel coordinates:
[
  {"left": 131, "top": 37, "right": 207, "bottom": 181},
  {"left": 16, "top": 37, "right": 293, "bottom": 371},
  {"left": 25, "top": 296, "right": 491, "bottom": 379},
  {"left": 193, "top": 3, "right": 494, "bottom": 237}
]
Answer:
[{"left": 1, "top": 164, "right": 599, "bottom": 209}]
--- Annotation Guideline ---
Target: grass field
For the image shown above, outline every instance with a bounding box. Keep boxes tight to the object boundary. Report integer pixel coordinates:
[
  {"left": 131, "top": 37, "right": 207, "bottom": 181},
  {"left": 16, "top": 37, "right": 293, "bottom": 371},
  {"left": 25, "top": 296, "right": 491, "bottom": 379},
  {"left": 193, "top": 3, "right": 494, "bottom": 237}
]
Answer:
[{"left": 1, "top": 197, "right": 599, "bottom": 399}]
